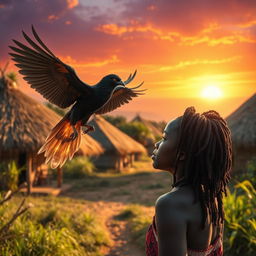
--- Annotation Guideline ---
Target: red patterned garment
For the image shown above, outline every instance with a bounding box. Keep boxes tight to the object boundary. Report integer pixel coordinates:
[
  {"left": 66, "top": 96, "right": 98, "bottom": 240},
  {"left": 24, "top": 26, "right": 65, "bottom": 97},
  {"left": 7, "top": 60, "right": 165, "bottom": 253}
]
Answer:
[{"left": 145, "top": 216, "right": 223, "bottom": 256}]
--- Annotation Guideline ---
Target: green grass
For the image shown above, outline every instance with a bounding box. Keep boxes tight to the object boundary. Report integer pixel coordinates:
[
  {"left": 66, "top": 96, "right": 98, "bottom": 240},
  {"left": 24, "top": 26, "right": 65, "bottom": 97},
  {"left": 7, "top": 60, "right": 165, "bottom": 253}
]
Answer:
[
  {"left": 0, "top": 195, "right": 111, "bottom": 256},
  {"left": 142, "top": 183, "right": 165, "bottom": 190},
  {"left": 115, "top": 204, "right": 152, "bottom": 249}
]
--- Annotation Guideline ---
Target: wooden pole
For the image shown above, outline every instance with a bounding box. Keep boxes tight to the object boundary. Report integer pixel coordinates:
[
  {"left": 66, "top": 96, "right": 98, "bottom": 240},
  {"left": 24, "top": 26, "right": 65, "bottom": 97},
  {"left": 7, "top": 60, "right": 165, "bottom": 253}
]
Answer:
[
  {"left": 57, "top": 167, "right": 62, "bottom": 188},
  {"left": 26, "top": 154, "right": 32, "bottom": 195}
]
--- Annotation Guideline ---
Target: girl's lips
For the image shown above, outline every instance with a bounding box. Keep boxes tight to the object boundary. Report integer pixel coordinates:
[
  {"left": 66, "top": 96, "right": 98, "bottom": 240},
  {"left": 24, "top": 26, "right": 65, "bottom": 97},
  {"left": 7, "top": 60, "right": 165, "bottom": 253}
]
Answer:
[{"left": 151, "top": 149, "right": 157, "bottom": 160}]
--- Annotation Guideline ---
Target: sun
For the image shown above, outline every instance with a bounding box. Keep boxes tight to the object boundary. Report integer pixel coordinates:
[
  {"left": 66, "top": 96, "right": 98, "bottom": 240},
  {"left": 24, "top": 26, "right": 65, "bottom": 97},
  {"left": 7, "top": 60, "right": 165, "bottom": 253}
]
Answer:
[{"left": 200, "top": 85, "right": 223, "bottom": 99}]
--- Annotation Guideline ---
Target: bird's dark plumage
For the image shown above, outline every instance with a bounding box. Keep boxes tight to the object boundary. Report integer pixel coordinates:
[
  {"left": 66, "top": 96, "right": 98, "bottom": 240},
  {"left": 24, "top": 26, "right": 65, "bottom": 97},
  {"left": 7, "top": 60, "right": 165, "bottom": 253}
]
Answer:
[{"left": 9, "top": 26, "right": 146, "bottom": 168}]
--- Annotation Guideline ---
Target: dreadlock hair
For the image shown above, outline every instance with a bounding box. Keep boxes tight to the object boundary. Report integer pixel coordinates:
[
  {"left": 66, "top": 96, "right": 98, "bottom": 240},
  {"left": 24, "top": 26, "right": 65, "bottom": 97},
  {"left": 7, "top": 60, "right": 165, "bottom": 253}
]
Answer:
[{"left": 173, "top": 106, "right": 232, "bottom": 229}]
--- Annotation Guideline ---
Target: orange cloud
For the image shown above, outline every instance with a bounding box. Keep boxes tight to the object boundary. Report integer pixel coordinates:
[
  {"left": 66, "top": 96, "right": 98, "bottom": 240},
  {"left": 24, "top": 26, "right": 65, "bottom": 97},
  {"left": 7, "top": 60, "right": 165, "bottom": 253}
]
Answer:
[
  {"left": 153, "top": 56, "right": 242, "bottom": 72},
  {"left": 96, "top": 22, "right": 256, "bottom": 46},
  {"left": 180, "top": 34, "right": 256, "bottom": 46},
  {"left": 96, "top": 23, "right": 165, "bottom": 36},
  {"left": 48, "top": 14, "right": 59, "bottom": 21},
  {"left": 66, "top": 0, "right": 79, "bottom": 9},
  {"left": 60, "top": 55, "right": 120, "bottom": 68},
  {"left": 237, "top": 19, "right": 256, "bottom": 28}
]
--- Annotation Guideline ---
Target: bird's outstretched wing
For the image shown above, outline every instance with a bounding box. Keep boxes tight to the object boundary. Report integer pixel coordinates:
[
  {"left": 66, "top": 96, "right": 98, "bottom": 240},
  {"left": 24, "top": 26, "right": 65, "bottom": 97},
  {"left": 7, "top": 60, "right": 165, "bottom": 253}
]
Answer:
[
  {"left": 95, "top": 82, "right": 146, "bottom": 115},
  {"left": 9, "top": 26, "right": 92, "bottom": 108}
]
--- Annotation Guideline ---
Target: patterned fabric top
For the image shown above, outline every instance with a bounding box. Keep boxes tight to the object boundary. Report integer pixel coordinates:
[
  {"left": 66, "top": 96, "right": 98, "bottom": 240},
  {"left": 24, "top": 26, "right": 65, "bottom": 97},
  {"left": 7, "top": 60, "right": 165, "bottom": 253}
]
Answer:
[{"left": 145, "top": 216, "right": 223, "bottom": 256}]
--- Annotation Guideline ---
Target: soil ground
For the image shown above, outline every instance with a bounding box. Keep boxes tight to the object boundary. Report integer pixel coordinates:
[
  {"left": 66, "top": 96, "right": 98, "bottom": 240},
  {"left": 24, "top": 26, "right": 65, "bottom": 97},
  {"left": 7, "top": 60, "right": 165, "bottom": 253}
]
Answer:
[{"left": 61, "top": 159, "right": 173, "bottom": 255}]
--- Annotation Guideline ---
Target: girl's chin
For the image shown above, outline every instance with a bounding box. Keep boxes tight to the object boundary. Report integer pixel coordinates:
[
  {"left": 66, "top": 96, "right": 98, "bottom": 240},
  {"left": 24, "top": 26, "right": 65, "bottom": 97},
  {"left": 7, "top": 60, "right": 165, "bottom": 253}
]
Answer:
[
  {"left": 152, "top": 160, "right": 158, "bottom": 169},
  {"left": 152, "top": 162, "right": 173, "bottom": 172},
  {"left": 152, "top": 161, "right": 162, "bottom": 170}
]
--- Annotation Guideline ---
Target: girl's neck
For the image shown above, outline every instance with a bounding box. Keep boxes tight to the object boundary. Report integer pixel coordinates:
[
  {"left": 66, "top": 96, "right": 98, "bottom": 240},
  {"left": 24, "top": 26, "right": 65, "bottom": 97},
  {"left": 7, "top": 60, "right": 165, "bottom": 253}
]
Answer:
[
  {"left": 171, "top": 162, "right": 189, "bottom": 188},
  {"left": 172, "top": 176, "right": 188, "bottom": 188}
]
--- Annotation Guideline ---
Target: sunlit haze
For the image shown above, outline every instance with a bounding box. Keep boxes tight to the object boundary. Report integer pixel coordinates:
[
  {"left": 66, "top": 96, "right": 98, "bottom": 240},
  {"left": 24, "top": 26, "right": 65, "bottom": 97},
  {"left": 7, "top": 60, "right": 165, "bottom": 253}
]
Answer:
[
  {"left": 1, "top": 0, "right": 255, "bottom": 121},
  {"left": 201, "top": 85, "right": 223, "bottom": 99}
]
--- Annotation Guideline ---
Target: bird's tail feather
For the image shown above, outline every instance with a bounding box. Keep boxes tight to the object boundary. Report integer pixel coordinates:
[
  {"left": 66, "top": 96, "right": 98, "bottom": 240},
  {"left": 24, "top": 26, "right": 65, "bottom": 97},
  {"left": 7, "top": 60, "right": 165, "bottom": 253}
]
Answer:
[{"left": 38, "top": 117, "right": 82, "bottom": 169}]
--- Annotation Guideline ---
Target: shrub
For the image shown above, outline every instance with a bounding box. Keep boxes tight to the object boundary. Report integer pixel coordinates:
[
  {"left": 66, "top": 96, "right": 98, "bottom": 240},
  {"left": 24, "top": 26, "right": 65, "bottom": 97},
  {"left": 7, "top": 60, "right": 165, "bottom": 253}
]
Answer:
[
  {"left": 224, "top": 180, "right": 256, "bottom": 256},
  {"left": 0, "top": 161, "right": 22, "bottom": 191},
  {"left": 62, "top": 156, "right": 95, "bottom": 179}
]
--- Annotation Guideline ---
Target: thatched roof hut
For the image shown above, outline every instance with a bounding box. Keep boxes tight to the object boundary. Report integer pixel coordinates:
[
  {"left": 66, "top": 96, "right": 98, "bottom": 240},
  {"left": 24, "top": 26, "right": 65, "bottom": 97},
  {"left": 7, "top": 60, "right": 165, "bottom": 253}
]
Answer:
[
  {"left": 88, "top": 115, "right": 147, "bottom": 171},
  {"left": 0, "top": 74, "right": 103, "bottom": 192},
  {"left": 226, "top": 93, "right": 256, "bottom": 172}
]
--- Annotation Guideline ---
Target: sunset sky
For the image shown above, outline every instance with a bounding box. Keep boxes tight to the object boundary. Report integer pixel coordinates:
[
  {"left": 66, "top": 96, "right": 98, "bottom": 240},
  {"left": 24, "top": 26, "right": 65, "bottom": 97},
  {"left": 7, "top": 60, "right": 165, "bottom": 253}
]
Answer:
[{"left": 0, "top": 0, "right": 255, "bottom": 121}]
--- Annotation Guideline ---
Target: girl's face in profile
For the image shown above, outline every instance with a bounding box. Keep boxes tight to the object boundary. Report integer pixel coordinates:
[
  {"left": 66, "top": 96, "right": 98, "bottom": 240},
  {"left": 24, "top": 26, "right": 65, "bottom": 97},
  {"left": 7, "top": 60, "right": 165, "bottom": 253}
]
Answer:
[{"left": 151, "top": 117, "right": 183, "bottom": 173}]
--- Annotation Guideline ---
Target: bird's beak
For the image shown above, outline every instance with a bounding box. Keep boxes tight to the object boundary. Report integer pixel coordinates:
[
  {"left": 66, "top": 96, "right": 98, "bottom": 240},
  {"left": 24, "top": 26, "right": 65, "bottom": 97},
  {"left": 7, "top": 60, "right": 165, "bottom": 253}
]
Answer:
[{"left": 117, "top": 80, "right": 125, "bottom": 86}]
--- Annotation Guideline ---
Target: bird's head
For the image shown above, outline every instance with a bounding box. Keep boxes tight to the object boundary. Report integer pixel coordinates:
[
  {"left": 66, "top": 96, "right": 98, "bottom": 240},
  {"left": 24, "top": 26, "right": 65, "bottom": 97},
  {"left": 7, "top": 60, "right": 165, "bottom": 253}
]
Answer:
[
  {"left": 100, "top": 70, "right": 138, "bottom": 90},
  {"left": 101, "top": 74, "right": 125, "bottom": 88}
]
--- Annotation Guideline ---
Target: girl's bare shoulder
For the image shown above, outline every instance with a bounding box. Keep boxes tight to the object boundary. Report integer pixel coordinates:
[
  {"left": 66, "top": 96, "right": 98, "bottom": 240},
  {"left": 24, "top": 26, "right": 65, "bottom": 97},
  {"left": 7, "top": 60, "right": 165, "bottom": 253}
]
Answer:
[{"left": 155, "top": 186, "right": 198, "bottom": 215}]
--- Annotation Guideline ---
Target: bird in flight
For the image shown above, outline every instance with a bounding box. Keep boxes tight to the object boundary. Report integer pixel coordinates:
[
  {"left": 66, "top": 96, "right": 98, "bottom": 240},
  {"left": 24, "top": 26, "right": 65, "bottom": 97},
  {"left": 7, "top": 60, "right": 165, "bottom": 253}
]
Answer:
[{"left": 9, "top": 26, "right": 146, "bottom": 169}]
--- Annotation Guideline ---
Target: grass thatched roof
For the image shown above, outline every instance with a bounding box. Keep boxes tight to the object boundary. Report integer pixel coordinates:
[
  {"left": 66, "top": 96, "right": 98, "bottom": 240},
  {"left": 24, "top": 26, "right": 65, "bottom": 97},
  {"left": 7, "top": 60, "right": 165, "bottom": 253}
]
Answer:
[
  {"left": 0, "top": 75, "right": 103, "bottom": 156},
  {"left": 89, "top": 115, "right": 147, "bottom": 155},
  {"left": 226, "top": 93, "right": 256, "bottom": 148}
]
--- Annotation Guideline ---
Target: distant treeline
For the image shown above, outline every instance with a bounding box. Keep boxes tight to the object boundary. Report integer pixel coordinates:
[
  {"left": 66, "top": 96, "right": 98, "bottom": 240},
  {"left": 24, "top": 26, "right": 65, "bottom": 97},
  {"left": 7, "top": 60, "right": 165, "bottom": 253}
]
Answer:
[{"left": 44, "top": 102, "right": 166, "bottom": 146}]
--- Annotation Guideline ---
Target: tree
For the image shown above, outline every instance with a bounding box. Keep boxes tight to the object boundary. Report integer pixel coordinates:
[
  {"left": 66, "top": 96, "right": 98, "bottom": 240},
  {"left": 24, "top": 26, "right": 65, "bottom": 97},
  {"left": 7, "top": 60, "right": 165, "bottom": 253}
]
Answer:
[
  {"left": 44, "top": 102, "right": 67, "bottom": 117},
  {"left": 102, "top": 115, "right": 127, "bottom": 126}
]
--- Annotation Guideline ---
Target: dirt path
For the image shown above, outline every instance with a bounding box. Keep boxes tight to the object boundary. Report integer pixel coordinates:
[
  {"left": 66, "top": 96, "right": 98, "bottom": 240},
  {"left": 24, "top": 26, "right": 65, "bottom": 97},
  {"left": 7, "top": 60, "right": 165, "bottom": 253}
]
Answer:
[
  {"left": 63, "top": 199, "right": 144, "bottom": 256},
  {"left": 61, "top": 162, "right": 170, "bottom": 255},
  {"left": 104, "top": 202, "right": 143, "bottom": 256}
]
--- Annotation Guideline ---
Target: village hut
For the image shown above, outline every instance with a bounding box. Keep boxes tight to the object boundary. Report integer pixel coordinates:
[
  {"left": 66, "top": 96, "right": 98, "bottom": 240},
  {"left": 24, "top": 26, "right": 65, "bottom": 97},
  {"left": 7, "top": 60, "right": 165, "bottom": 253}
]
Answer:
[
  {"left": 88, "top": 115, "right": 147, "bottom": 171},
  {"left": 132, "top": 114, "right": 162, "bottom": 154},
  {"left": 226, "top": 93, "right": 256, "bottom": 173},
  {"left": 0, "top": 73, "right": 103, "bottom": 193}
]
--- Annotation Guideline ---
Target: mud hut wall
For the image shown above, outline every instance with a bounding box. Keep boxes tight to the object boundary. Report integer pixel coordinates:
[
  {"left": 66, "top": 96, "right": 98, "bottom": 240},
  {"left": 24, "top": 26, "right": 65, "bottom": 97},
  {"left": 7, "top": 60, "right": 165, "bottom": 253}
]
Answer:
[
  {"left": 31, "top": 151, "right": 52, "bottom": 186},
  {"left": 0, "top": 151, "right": 19, "bottom": 162},
  {"left": 92, "top": 153, "right": 135, "bottom": 172},
  {"left": 92, "top": 153, "right": 121, "bottom": 170},
  {"left": 232, "top": 146, "right": 256, "bottom": 173},
  {"left": 135, "top": 152, "right": 144, "bottom": 161}
]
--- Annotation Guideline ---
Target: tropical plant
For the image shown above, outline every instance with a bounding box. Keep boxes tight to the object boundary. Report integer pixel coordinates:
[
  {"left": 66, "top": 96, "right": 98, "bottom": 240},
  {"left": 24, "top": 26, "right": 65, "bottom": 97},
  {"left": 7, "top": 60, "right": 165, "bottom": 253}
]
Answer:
[
  {"left": 224, "top": 180, "right": 256, "bottom": 256},
  {"left": 0, "top": 161, "right": 24, "bottom": 191}
]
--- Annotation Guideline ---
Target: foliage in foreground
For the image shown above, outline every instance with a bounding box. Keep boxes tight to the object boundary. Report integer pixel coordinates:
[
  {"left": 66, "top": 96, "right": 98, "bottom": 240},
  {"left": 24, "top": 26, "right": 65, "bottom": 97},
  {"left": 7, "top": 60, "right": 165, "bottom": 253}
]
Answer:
[
  {"left": 223, "top": 180, "right": 256, "bottom": 256},
  {"left": 0, "top": 196, "right": 111, "bottom": 256}
]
